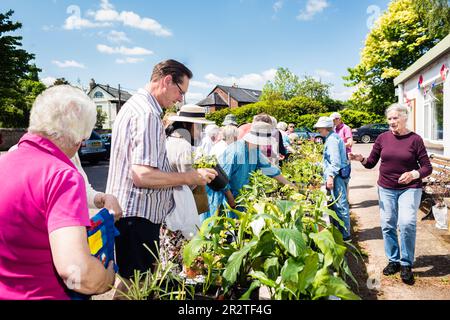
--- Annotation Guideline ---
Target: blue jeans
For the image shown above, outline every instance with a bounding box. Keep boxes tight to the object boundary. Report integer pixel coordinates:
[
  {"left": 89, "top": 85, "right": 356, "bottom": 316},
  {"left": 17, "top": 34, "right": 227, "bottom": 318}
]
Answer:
[
  {"left": 378, "top": 186, "right": 422, "bottom": 267},
  {"left": 329, "top": 175, "right": 351, "bottom": 239}
]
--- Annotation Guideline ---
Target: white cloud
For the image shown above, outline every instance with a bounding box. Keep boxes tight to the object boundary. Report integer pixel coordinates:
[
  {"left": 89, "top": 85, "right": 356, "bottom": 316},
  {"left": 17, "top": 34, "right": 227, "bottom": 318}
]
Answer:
[
  {"left": 97, "top": 44, "right": 153, "bottom": 55},
  {"left": 190, "top": 81, "right": 212, "bottom": 89},
  {"left": 41, "top": 76, "right": 57, "bottom": 87},
  {"left": 186, "top": 92, "right": 205, "bottom": 104},
  {"left": 116, "top": 57, "right": 145, "bottom": 64},
  {"left": 204, "top": 69, "right": 277, "bottom": 89},
  {"left": 52, "top": 60, "right": 86, "bottom": 68},
  {"left": 314, "top": 69, "right": 334, "bottom": 79},
  {"left": 119, "top": 11, "right": 172, "bottom": 37},
  {"left": 273, "top": 1, "right": 283, "bottom": 12},
  {"left": 93, "top": 0, "right": 172, "bottom": 37},
  {"left": 64, "top": 5, "right": 111, "bottom": 30},
  {"left": 107, "top": 30, "right": 131, "bottom": 43},
  {"left": 297, "top": 0, "right": 329, "bottom": 21}
]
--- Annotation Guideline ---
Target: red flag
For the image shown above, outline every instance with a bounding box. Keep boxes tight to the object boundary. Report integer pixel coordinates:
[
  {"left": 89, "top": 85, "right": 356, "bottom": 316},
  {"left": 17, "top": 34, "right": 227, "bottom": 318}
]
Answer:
[
  {"left": 441, "top": 64, "right": 449, "bottom": 81},
  {"left": 418, "top": 75, "right": 423, "bottom": 89}
]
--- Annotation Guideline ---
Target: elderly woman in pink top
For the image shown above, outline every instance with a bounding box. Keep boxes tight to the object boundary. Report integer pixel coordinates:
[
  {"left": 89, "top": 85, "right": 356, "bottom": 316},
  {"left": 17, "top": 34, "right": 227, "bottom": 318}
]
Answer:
[{"left": 0, "top": 85, "right": 115, "bottom": 300}]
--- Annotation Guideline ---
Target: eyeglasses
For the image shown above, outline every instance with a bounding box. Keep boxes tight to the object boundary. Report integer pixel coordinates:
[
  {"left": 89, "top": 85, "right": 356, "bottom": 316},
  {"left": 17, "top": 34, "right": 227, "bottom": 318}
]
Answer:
[
  {"left": 173, "top": 81, "right": 186, "bottom": 104},
  {"left": 174, "top": 82, "right": 186, "bottom": 97}
]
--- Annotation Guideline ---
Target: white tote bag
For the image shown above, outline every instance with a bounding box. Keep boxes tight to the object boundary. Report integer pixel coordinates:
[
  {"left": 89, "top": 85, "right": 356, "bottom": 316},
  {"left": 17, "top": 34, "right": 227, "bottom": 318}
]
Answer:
[{"left": 165, "top": 185, "right": 200, "bottom": 239}]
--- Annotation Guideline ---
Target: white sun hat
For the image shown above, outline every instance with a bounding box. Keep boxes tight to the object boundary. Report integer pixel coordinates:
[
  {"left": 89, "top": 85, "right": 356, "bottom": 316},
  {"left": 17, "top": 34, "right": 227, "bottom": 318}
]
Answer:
[
  {"left": 169, "top": 104, "right": 215, "bottom": 125},
  {"left": 243, "top": 121, "right": 276, "bottom": 146},
  {"left": 313, "top": 116, "right": 334, "bottom": 129}
]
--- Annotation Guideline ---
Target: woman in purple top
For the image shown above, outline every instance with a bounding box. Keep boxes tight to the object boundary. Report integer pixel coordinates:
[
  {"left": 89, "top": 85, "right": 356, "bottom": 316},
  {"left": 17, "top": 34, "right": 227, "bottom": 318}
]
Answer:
[{"left": 350, "top": 104, "right": 432, "bottom": 285}]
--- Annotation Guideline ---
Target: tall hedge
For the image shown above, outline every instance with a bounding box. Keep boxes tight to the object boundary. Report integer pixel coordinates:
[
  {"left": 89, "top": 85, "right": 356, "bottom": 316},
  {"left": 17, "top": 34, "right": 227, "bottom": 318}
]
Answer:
[
  {"left": 206, "top": 97, "right": 385, "bottom": 129},
  {"left": 206, "top": 96, "right": 327, "bottom": 126}
]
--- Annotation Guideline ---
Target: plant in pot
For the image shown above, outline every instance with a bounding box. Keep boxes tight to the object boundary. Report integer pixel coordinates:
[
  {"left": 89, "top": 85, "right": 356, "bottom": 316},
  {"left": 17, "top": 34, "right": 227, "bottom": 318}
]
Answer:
[
  {"left": 193, "top": 154, "right": 229, "bottom": 191},
  {"left": 114, "top": 245, "right": 194, "bottom": 300}
]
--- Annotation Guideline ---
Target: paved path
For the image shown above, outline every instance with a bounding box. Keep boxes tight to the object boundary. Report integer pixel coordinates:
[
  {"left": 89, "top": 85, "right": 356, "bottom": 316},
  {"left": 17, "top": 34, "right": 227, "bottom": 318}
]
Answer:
[{"left": 349, "top": 143, "right": 450, "bottom": 300}]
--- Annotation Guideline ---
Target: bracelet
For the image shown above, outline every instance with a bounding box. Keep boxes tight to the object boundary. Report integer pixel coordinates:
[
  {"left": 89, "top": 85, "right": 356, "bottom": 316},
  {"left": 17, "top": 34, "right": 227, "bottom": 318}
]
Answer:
[{"left": 360, "top": 157, "right": 365, "bottom": 163}]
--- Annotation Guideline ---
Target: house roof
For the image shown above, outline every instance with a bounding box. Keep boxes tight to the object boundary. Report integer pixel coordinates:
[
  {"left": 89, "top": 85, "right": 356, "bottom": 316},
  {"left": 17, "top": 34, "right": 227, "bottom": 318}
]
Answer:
[
  {"left": 90, "top": 84, "right": 132, "bottom": 101},
  {"left": 212, "top": 85, "right": 262, "bottom": 103},
  {"left": 394, "top": 33, "right": 450, "bottom": 86},
  {"left": 197, "top": 92, "right": 228, "bottom": 107}
]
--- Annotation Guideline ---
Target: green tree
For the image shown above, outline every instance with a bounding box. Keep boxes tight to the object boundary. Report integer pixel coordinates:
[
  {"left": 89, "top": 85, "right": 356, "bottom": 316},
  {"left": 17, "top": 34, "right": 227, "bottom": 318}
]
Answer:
[
  {"left": 297, "top": 76, "right": 332, "bottom": 102},
  {"left": 261, "top": 67, "right": 301, "bottom": 101},
  {"left": 344, "top": 0, "right": 450, "bottom": 115},
  {"left": 95, "top": 108, "right": 108, "bottom": 129},
  {"left": 53, "top": 78, "right": 70, "bottom": 86},
  {"left": 412, "top": 0, "right": 450, "bottom": 41},
  {"left": 0, "top": 10, "right": 43, "bottom": 128}
]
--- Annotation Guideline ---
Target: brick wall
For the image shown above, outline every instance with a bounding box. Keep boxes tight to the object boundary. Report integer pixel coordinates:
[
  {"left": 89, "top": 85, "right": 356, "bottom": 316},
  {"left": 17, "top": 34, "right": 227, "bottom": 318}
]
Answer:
[{"left": 214, "top": 88, "right": 238, "bottom": 109}]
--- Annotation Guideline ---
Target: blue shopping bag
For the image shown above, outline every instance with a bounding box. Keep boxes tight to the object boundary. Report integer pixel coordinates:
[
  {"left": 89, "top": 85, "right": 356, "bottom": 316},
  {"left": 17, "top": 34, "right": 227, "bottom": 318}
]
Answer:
[{"left": 68, "top": 209, "right": 120, "bottom": 300}]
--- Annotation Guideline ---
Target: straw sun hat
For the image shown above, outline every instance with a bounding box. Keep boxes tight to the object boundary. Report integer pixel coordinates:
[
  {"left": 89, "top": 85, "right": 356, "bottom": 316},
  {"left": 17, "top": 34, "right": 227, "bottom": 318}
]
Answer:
[
  {"left": 169, "top": 104, "right": 215, "bottom": 125},
  {"left": 243, "top": 121, "right": 276, "bottom": 146}
]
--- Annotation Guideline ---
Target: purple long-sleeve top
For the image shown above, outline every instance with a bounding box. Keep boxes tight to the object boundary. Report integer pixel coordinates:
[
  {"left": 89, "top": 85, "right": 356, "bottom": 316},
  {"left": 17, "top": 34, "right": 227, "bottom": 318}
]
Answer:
[{"left": 363, "top": 131, "right": 432, "bottom": 190}]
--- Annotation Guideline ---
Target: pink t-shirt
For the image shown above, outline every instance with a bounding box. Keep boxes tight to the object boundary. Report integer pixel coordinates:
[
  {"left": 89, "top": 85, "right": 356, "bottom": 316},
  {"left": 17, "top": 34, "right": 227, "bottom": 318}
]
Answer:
[
  {"left": 335, "top": 123, "right": 353, "bottom": 154},
  {"left": 0, "top": 133, "right": 90, "bottom": 300}
]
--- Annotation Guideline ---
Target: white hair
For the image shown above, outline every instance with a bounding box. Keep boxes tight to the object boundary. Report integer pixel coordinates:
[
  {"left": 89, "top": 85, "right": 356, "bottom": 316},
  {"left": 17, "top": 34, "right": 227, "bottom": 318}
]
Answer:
[
  {"left": 204, "top": 124, "right": 220, "bottom": 138},
  {"left": 385, "top": 103, "right": 408, "bottom": 120},
  {"left": 222, "top": 125, "right": 239, "bottom": 143},
  {"left": 277, "top": 122, "right": 288, "bottom": 131},
  {"left": 28, "top": 85, "right": 96, "bottom": 148}
]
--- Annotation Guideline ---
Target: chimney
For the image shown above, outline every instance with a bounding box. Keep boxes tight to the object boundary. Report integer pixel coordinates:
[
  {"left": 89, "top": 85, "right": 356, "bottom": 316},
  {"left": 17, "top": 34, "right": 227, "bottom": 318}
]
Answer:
[
  {"left": 106, "top": 84, "right": 110, "bottom": 92},
  {"left": 89, "top": 78, "right": 96, "bottom": 91}
]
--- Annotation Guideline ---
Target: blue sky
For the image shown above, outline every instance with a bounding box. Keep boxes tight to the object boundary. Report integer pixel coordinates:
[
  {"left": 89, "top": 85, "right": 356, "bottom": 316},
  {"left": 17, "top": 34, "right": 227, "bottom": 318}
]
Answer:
[{"left": 1, "top": 0, "right": 391, "bottom": 103}]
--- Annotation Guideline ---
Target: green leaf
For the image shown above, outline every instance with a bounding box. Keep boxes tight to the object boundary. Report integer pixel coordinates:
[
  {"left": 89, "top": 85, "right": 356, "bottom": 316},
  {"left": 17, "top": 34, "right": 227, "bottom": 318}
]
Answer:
[
  {"left": 251, "top": 231, "right": 276, "bottom": 259},
  {"left": 280, "top": 258, "right": 304, "bottom": 290},
  {"left": 264, "top": 257, "right": 281, "bottom": 281},
  {"left": 312, "top": 268, "right": 360, "bottom": 300},
  {"left": 223, "top": 241, "right": 258, "bottom": 285},
  {"left": 249, "top": 271, "right": 277, "bottom": 288},
  {"left": 182, "top": 235, "right": 208, "bottom": 267},
  {"left": 323, "top": 207, "right": 345, "bottom": 228},
  {"left": 297, "top": 252, "right": 320, "bottom": 294},
  {"left": 276, "top": 200, "right": 296, "bottom": 216},
  {"left": 239, "top": 280, "right": 261, "bottom": 300},
  {"left": 310, "top": 230, "right": 346, "bottom": 269},
  {"left": 273, "top": 228, "right": 307, "bottom": 258}
]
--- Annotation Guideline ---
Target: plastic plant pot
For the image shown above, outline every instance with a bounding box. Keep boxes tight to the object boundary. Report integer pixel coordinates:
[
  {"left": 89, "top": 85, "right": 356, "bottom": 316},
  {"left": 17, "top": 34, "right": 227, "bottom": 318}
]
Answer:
[{"left": 208, "top": 164, "right": 229, "bottom": 191}]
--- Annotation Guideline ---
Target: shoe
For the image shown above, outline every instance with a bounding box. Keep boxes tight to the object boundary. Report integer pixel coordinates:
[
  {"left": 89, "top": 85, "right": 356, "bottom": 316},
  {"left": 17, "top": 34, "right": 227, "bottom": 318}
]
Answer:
[
  {"left": 400, "top": 266, "right": 415, "bottom": 285},
  {"left": 383, "top": 262, "right": 401, "bottom": 276}
]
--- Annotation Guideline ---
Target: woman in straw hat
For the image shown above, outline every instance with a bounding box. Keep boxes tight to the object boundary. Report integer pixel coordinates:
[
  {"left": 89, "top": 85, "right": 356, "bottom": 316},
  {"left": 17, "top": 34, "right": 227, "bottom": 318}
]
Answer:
[
  {"left": 160, "top": 104, "right": 215, "bottom": 273},
  {"left": 204, "top": 121, "right": 295, "bottom": 221}
]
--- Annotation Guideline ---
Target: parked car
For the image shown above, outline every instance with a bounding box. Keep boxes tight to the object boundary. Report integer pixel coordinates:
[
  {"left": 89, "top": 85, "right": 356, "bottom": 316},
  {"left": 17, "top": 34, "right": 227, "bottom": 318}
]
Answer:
[
  {"left": 352, "top": 123, "right": 389, "bottom": 144},
  {"left": 78, "top": 130, "right": 107, "bottom": 164},
  {"left": 294, "top": 126, "right": 324, "bottom": 144},
  {"left": 100, "top": 133, "right": 111, "bottom": 159}
]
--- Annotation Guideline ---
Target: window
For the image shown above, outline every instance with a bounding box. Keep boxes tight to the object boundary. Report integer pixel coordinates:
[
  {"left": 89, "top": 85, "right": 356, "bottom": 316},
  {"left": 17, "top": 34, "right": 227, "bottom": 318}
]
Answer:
[
  {"left": 424, "top": 83, "right": 444, "bottom": 141},
  {"left": 94, "top": 91, "right": 104, "bottom": 99}
]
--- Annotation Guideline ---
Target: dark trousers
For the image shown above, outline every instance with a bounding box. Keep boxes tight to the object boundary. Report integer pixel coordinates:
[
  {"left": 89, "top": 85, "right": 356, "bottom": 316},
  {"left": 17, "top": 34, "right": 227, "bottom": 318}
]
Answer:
[{"left": 115, "top": 217, "right": 161, "bottom": 279}]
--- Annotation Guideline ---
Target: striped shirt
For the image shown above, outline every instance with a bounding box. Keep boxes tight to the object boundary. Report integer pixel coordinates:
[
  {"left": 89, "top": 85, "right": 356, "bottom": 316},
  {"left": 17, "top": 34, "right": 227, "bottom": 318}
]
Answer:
[{"left": 106, "top": 88, "right": 175, "bottom": 224}]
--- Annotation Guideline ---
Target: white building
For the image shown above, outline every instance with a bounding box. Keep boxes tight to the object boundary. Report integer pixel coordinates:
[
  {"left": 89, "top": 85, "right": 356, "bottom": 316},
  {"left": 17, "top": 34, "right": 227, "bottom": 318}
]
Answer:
[
  {"left": 394, "top": 34, "right": 450, "bottom": 157},
  {"left": 87, "top": 79, "right": 132, "bottom": 130}
]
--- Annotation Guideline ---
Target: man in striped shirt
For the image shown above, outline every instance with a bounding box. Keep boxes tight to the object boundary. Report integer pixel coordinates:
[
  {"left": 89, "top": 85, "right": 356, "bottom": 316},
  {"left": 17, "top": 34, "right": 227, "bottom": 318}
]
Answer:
[{"left": 106, "top": 60, "right": 217, "bottom": 284}]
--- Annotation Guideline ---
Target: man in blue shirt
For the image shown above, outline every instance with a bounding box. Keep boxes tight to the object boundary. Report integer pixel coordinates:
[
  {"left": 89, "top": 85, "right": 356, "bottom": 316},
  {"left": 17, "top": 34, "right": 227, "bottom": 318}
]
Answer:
[{"left": 314, "top": 117, "right": 351, "bottom": 240}]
